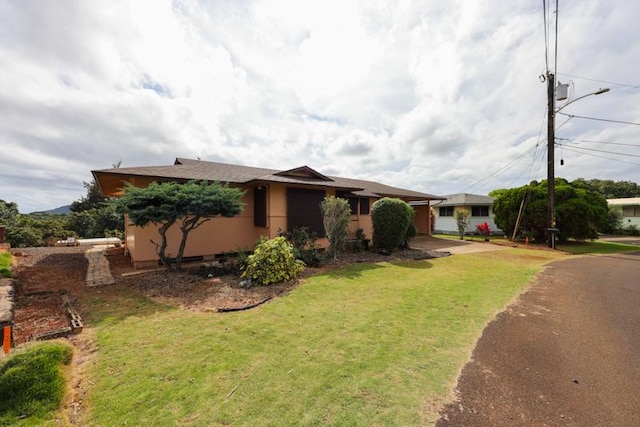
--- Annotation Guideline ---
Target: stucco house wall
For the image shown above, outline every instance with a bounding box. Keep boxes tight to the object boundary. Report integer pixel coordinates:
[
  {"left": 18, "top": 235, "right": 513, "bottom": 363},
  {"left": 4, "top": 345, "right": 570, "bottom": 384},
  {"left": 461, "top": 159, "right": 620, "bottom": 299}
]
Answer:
[
  {"left": 607, "top": 197, "right": 640, "bottom": 229},
  {"left": 95, "top": 158, "right": 443, "bottom": 268}
]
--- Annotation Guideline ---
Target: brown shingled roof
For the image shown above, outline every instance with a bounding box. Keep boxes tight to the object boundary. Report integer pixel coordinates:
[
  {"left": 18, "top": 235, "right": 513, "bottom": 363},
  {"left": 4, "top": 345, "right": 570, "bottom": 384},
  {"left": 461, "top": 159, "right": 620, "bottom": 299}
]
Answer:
[{"left": 93, "top": 158, "right": 444, "bottom": 201}]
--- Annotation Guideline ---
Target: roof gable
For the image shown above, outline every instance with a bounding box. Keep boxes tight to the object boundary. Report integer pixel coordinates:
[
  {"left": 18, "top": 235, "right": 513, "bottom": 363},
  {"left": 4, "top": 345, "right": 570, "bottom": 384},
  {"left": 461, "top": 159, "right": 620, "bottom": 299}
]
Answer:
[{"left": 274, "top": 166, "right": 333, "bottom": 182}]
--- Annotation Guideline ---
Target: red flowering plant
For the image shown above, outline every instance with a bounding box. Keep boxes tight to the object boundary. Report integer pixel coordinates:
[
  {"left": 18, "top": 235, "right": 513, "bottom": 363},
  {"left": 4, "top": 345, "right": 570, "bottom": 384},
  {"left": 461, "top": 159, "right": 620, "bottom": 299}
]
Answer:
[{"left": 476, "top": 222, "right": 492, "bottom": 236}]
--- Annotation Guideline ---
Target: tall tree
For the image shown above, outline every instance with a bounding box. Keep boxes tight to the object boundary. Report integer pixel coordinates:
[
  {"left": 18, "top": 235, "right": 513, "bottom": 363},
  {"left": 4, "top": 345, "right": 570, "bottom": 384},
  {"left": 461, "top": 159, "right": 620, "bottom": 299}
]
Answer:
[
  {"left": 113, "top": 181, "right": 244, "bottom": 271},
  {"left": 70, "top": 179, "right": 107, "bottom": 213},
  {"left": 491, "top": 179, "right": 608, "bottom": 242},
  {"left": 573, "top": 178, "right": 640, "bottom": 199}
]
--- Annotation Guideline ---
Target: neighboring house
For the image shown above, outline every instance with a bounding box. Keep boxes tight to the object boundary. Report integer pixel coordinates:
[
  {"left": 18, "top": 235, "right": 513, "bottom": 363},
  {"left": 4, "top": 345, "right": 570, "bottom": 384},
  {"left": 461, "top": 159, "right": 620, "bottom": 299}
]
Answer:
[
  {"left": 432, "top": 193, "right": 503, "bottom": 235},
  {"left": 93, "top": 158, "right": 445, "bottom": 268},
  {"left": 607, "top": 197, "right": 640, "bottom": 228}
]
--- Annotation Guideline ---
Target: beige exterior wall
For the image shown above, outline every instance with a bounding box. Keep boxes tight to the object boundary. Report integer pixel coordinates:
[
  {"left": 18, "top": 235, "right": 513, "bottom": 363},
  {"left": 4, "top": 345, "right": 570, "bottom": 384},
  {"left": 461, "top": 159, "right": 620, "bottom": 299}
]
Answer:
[{"left": 125, "top": 184, "right": 432, "bottom": 268}]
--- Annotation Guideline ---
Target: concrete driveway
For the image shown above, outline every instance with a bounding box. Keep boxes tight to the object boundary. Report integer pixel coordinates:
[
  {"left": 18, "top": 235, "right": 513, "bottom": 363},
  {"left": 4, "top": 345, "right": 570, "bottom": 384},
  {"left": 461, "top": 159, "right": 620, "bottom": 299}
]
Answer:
[{"left": 411, "top": 236, "right": 511, "bottom": 255}]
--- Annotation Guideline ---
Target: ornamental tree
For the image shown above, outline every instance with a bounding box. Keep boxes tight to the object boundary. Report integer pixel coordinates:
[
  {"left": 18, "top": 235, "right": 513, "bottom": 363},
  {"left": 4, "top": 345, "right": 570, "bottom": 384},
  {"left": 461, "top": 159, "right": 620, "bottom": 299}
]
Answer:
[
  {"left": 456, "top": 211, "right": 469, "bottom": 240},
  {"left": 491, "top": 178, "right": 608, "bottom": 242},
  {"left": 320, "top": 196, "right": 351, "bottom": 261},
  {"left": 113, "top": 180, "right": 244, "bottom": 271}
]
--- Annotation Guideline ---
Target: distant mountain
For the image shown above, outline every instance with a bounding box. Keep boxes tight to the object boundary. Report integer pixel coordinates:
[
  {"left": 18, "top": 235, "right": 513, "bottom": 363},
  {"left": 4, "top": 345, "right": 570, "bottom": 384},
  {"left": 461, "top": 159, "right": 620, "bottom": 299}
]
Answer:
[{"left": 30, "top": 205, "right": 72, "bottom": 215}]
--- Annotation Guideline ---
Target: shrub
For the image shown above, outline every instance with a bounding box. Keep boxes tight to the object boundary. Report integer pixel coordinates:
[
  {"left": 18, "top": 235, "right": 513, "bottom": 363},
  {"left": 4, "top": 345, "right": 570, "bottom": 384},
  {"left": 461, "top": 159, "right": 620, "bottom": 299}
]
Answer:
[
  {"left": 371, "top": 198, "right": 412, "bottom": 252},
  {"left": 476, "top": 222, "right": 492, "bottom": 236},
  {"left": 320, "top": 196, "right": 351, "bottom": 260},
  {"left": 456, "top": 211, "right": 469, "bottom": 240},
  {"left": 0, "top": 342, "right": 72, "bottom": 423},
  {"left": 402, "top": 203, "right": 417, "bottom": 248},
  {"left": 279, "top": 227, "right": 321, "bottom": 267},
  {"left": 242, "top": 237, "right": 305, "bottom": 286}
]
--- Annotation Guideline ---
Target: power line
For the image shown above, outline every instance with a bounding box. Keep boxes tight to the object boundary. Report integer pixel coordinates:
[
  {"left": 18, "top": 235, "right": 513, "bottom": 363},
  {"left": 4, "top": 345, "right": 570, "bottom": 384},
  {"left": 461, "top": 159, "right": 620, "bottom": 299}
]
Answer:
[
  {"left": 543, "top": 0, "right": 549, "bottom": 72},
  {"left": 560, "top": 144, "right": 640, "bottom": 158},
  {"left": 579, "top": 139, "right": 640, "bottom": 148},
  {"left": 554, "top": 0, "right": 559, "bottom": 75},
  {"left": 463, "top": 107, "right": 550, "bottom": 193},
  {"left": 556, "top": 112, "right": 640, "bottom": 126},
  {"left": 556, "top": 73, "right": 640, "bottom": 90},
  {"left": 562, "top": 146, "right": 640, "bottom": 166}
]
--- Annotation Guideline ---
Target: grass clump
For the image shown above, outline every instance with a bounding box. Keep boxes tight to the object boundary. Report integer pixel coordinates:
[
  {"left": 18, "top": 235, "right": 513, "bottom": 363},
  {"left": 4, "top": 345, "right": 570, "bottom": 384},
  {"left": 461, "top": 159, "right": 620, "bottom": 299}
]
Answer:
[
  {"left": 0, "top": 341, "right": 73, "bottom": 425},
  {"left": 0, "top": 252, "right": 12, "bottom": 278}
]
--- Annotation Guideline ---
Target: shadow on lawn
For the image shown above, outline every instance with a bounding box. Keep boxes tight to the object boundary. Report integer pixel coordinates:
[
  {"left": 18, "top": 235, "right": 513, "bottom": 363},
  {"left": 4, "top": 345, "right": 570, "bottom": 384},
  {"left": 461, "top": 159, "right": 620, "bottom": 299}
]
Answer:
[
  {"left": 323, "top": 258, "right": 434, "bottom": 279},
  {"left": 82, "top": 288, "right": 174, "bottom": 327}
]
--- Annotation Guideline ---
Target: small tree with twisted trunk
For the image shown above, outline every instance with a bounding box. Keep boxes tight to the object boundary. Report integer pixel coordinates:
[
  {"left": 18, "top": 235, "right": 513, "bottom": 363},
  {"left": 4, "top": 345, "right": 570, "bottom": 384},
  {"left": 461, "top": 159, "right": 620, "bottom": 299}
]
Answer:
[{"left": 114, "top": 180, "right": 244, "bottom": 271}]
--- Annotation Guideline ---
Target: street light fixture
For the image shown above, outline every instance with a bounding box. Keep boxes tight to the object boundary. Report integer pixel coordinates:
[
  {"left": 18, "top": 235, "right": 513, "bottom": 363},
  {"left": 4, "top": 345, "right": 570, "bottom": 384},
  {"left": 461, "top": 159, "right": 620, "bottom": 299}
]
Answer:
[{"left": 546, "top": 72, "right": 609, "bottom": 249}]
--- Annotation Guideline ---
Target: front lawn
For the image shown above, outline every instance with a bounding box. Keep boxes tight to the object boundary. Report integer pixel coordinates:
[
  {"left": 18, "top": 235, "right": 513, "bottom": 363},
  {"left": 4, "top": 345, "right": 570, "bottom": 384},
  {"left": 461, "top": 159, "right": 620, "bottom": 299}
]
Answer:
[
  {"left": 84, "top": 249, "right": 562, "bottom": 425},
  {"left": 557, "top": 239, "right": 639, "bottom": 254}
]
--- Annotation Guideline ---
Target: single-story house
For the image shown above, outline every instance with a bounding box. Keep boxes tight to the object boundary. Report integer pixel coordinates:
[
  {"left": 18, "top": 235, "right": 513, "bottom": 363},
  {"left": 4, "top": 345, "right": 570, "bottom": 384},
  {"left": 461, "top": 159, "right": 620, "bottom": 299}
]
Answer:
[
  {"left": 432, "top": 193, "right": 503, "bottom": 235},
  {"left": 607, "top": 197, "right": 640, "bottom": 228},
  {"left": 93, "top": 158, "right": 445, "bottom": 268}
]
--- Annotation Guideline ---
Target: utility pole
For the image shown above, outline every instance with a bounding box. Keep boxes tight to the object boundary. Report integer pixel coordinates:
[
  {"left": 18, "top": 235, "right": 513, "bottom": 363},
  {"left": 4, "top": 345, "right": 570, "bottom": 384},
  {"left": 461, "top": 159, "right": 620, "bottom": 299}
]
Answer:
[{"left": 547, "top": 72, "right": 557, "bottom": 249}]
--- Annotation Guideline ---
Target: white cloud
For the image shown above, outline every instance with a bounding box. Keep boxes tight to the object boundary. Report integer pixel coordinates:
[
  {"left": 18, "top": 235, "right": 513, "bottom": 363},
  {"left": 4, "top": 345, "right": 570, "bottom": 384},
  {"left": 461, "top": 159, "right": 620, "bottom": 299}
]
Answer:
[{"left": 0, "top": 0, "right": 639, "bottom": 212}]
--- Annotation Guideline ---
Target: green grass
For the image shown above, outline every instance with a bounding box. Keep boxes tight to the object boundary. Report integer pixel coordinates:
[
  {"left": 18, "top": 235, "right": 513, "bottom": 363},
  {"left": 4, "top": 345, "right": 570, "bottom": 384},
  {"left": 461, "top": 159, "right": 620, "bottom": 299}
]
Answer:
[
  {"left": 557, "top": 239, "right": 639, "bottom": 254},
  {"left": 0, "top": 341, "right": 73, "bottom": 426},
  {"left": 0, "top": 252, "right": 12, "bottom": 278},
  {"left": 85, "top": 249, "right": 562, "bottom": 426}
]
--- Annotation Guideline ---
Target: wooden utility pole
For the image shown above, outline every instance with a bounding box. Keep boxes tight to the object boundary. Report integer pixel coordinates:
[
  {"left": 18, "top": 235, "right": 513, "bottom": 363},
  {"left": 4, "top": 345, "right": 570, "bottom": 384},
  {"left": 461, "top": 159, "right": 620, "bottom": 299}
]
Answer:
[{"left": 547, "top": 72, "right": 557, "bottom": 249}]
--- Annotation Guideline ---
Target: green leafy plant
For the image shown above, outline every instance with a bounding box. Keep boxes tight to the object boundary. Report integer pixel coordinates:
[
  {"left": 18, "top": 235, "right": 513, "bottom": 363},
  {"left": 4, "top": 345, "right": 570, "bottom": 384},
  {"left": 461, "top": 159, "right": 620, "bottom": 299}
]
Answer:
[
  {"left": 351, "top": 228, "right": 368, "bottom": 253},
  {"left": 242, "top": 236, "right": 305, "bottom": 286},
  {"left": 279, "top": 227, "right": 321, "bottom": 267},
  {"left": 371, "top": 198, "right": 413, "bottom": 252}
]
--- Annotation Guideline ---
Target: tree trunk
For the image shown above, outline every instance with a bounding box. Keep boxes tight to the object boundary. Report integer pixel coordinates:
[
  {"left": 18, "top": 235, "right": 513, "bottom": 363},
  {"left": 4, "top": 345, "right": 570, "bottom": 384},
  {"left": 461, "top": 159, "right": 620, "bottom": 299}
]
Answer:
[{"left": 156, "top": 219, "right": 176, "bottom": 271}]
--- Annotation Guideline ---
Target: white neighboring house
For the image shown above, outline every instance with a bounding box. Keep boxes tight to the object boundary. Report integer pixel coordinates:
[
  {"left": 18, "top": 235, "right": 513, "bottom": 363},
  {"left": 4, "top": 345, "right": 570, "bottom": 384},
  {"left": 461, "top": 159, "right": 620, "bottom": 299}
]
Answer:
[
  {"left": 607, "top": 197, "right": 640, "bottom": 229},
  {"left": 433, "top": 193, "right": 503, "bottom": 235}
]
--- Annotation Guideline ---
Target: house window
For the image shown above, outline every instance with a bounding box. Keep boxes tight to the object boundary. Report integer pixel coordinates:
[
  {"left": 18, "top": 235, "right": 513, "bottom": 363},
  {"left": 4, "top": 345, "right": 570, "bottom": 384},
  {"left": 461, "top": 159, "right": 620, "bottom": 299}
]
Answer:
[
  {"left": 439, "top": 206, "right": 454, "bottom": 217},
  {"left": 471, "top": 206, "right": 490, "bottom": 217},
  {"left": 359, "top": 198, "right": 370, "bottom": 215},
  {"left": 253, "top": 186, "right": 267, "bottom": 227},
  {"left": 336, "top": 191, "right": 358, "bottom": 214},
  {"left": 287, "top": 188, "right": 326, "bottom": 236},
  {"left": 623, "top": 206, "right": 640, "bottom": 217}
]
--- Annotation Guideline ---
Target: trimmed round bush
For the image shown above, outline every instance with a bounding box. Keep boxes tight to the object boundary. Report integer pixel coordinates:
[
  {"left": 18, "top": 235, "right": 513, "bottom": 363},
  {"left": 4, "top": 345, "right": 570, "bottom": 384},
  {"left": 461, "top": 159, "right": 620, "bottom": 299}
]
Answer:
[
  {"left": 242, "top": 237, "right": 305, "bottom": 286},
  {"left": 371, "top": 197, "right": 413, "bottom": 252}
]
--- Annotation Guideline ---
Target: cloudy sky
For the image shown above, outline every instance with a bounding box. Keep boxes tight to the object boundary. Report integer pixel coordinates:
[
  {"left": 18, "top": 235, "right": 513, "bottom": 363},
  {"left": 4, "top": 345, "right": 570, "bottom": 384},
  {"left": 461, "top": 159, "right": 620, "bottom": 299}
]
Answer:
[{"left": 1, "top": 0, "right": 639, "bottom": 213}]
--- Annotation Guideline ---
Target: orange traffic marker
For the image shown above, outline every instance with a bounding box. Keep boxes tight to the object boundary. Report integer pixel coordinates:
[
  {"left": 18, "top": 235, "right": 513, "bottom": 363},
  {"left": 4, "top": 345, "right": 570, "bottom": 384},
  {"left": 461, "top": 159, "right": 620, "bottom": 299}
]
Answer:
[{"left": 3, "top": 326, "right": 10, "bottom": 355}]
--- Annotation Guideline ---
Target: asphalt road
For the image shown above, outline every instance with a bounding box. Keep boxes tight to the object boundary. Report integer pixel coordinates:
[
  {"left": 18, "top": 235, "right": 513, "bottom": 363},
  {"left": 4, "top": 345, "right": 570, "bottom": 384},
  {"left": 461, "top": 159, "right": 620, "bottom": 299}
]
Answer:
[{"left": 437, "top": 250, "right": 640, "bottom": 426}]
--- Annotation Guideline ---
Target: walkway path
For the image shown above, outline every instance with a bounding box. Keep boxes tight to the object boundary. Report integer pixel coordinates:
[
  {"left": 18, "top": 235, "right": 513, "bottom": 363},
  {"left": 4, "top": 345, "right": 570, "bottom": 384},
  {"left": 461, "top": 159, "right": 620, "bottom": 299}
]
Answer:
[
  {"left": 85, "top": 246, "right": 115, "bottom": 287},
  {"left": 411, "top": 236, "right": 511, "bottom": 255}
]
